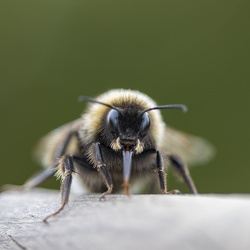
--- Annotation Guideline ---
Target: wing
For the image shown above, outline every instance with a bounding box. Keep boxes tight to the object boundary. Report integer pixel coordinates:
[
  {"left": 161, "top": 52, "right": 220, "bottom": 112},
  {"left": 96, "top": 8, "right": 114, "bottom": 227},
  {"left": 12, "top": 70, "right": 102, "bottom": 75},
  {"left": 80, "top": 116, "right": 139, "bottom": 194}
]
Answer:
[
  {"left": 162, "top": 126, "right": 216, "bottom": 166},
  {"left": 33, "top": 119, "right": 82, "bottom": 168}
]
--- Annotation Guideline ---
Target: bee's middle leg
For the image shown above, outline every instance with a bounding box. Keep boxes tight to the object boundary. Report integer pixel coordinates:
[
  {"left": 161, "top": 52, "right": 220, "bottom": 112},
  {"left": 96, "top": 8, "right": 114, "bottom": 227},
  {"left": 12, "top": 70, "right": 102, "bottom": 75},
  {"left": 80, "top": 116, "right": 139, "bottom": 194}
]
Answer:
[{"left": 156, "top": 151, "right": 180, "bottom": 195}]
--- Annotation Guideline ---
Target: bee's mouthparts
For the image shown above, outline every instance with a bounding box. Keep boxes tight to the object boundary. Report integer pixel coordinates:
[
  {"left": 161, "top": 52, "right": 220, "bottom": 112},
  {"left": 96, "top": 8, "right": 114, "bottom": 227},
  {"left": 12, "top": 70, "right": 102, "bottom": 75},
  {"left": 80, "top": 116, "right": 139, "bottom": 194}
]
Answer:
[{"left": 122, "top": 148, "right": 133, "bottom": 196}]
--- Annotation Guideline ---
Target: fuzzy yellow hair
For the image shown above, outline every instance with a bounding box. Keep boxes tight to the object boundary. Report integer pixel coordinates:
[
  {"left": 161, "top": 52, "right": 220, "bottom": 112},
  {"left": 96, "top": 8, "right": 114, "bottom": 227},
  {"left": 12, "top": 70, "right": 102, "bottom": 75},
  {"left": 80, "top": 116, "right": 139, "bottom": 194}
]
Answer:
[{"left": 81, "top": 89, "right": 165, "bottom": 148}]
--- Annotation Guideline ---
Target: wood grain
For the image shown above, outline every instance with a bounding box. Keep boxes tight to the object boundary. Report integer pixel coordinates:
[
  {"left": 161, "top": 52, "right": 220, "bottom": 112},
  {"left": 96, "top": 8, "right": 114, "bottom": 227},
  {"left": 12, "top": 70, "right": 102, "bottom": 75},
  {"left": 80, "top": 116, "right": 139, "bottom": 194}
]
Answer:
[{"left": 1, "top": 189, "right": 250, "bottom": 250}]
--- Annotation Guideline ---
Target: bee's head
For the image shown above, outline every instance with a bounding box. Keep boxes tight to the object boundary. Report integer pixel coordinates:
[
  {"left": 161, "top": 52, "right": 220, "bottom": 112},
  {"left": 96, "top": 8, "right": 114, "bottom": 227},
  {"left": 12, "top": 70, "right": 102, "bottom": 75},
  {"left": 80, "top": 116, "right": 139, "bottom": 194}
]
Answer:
[
  {"left": 107, "top": 107, "right": 150, "bottom": 151},
  {"left": 79, "top": 95, "right": 187, "bottom": 194}
]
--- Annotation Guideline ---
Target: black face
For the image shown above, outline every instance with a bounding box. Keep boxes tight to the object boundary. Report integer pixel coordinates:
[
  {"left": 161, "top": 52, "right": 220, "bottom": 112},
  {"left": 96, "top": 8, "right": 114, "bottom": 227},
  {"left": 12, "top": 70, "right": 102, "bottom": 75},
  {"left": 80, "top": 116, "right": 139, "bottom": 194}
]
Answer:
[{"left": 106, "top": 108, "right": 150, "bottom": 149}]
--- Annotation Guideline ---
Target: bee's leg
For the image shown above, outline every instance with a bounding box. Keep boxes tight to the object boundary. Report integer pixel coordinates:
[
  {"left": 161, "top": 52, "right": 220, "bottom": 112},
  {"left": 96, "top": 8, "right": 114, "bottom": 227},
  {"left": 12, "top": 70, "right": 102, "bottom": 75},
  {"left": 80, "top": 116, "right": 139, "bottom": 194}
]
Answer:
[
  {"left": 168, "top": 154, "right": 198, "bottom": 194},
  {"left": 1, "top": 168, "right": 55, "bottom": 192},
  {"left": 27, "top": 132, "right": 76, "bottom": 189},
  {"left": 23, "top": 168, "right": 55, "bottom": 189},
  {"left": 156, "top": 151, "right": 167, "bottom": 193},
  {"left": 2, "top": 132, "right": 75, "bottom": 192},
  {"left": 95, "top": 143, "right": 113, "bottom": 199},
  {"left": 43, "top": 155, "right": 75, "bottom": 223},
  {"left": 156, "top": 151, "right": 180, "bottom": 194}
]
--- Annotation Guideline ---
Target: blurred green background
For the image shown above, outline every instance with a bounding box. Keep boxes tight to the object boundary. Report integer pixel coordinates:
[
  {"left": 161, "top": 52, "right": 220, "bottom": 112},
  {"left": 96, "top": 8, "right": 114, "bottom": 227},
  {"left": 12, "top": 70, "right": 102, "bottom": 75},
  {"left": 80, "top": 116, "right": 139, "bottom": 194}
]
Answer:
[{"left": 0, "top": 1, "right": 249, "bottom": 194}]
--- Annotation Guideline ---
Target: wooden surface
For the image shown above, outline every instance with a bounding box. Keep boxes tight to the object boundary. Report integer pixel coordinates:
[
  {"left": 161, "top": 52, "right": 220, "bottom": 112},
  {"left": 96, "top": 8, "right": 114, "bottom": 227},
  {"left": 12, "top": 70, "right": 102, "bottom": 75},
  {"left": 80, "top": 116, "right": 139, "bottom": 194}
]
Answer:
[{"left": 1, "top": 189, "right": 250, "bottom": 250}]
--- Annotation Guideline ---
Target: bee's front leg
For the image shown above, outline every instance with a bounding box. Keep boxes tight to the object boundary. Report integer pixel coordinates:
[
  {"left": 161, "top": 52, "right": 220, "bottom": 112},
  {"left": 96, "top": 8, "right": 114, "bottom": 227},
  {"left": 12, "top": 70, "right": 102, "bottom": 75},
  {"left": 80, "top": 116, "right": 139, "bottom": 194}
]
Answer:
[
  {"left": 43, "top": 155, "right": 75, "bottom": 223},
  {"left": 156, "top": 151, "right": 180, "bottom": 195},
  {"left": 95, "top": 143, "right": 114, "bottom": 199}
]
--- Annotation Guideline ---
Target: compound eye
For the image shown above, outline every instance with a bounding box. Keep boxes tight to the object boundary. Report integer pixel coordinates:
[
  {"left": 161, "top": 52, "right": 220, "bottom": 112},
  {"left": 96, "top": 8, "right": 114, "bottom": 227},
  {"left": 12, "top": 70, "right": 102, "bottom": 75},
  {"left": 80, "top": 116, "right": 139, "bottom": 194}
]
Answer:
[
  {"left": 139, "top": 112, "right": 150, "bottom": 137},
  {"left": 107, "top": 109, "right": 119, "bottom": 134}
]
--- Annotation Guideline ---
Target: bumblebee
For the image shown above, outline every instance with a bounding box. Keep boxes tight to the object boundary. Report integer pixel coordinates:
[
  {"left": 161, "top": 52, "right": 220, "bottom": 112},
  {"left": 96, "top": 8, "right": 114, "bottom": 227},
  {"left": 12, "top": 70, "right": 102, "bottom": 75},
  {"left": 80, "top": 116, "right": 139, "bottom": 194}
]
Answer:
[{"left": 21, "top": 89, "right": 214, "bottom": 221}]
